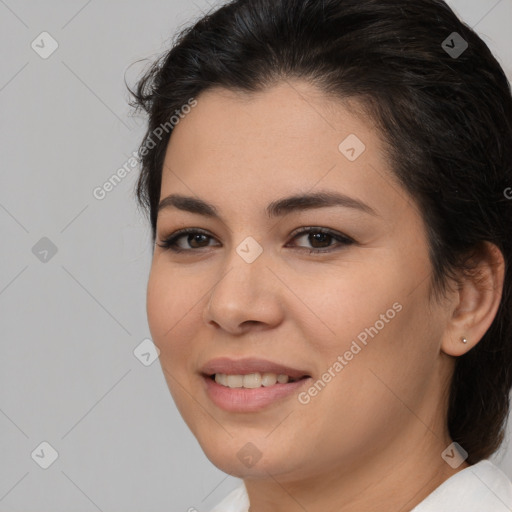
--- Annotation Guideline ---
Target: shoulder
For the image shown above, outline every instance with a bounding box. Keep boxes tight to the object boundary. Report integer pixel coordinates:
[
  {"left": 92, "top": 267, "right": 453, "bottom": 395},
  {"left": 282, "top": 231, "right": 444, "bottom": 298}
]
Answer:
[
  {"left": 209, "top": 483, "right": 249, "bottom": 512},
  {"left": 412, "top": 459, "right": 512, "bottom": 512}
]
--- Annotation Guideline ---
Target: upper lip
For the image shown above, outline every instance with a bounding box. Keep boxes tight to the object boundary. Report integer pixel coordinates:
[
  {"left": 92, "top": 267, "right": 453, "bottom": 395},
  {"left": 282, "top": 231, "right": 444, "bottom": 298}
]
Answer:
[{"left": 201, "top": 357, "right": 311, "bottom": 380}]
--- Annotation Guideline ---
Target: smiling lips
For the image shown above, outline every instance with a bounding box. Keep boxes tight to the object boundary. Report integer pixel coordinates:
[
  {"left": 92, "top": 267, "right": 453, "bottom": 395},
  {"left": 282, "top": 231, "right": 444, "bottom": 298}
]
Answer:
[{"left": 200, "top": 357, "right": 312, "bottom": 412}]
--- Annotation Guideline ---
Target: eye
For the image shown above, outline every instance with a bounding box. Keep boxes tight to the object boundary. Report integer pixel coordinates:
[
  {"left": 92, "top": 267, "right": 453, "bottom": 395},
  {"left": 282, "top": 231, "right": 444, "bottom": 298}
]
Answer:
[
  {"left": 287, "top": 227, "right": 355, "bottom": 253},
  {"left": 156, "top": 226, "right": 355, "bottom": 254},
  {"left": 156, "top": 228, "right": 218, "bottom": 252}
]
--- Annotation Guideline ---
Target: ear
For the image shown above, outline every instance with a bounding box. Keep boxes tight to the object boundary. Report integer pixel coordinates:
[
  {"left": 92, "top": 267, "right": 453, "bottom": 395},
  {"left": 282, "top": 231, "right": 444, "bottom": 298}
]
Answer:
[{"left": 441, "top": 242, "right": 505, "bottom": 357}]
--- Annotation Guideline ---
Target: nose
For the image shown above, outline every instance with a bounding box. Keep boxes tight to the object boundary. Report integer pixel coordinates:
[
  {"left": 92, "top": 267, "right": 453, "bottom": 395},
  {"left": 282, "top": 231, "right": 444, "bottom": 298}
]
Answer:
[{"left": 202, "top": 244, "right": 285, "bottom": 335}]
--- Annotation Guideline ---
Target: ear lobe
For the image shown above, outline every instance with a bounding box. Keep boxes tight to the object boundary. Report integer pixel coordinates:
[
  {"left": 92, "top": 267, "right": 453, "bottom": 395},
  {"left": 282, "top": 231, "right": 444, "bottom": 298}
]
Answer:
[{"left": 441, "top": 242, "right": 505, "bottom": 357}]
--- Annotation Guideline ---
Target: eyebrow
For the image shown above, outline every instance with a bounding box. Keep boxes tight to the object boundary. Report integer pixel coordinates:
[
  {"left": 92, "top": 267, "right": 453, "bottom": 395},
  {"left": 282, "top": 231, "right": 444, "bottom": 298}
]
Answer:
[{"left": 157, "top": 191, "right": 379, "bottom": 220}]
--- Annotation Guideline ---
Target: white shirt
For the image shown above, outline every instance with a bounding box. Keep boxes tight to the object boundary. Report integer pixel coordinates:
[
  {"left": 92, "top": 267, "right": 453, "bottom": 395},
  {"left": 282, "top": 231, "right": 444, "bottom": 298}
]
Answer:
[{"left": 209, "top": 460, "right": 512, "bottom": 512}]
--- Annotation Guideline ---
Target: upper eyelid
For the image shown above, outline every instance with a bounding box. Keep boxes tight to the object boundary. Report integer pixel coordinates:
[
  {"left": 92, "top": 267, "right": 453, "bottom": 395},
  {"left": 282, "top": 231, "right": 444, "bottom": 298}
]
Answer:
[
  {"left": 289, "top": 226, "right": 353, "bottom": 240},
  {"left": 159, "top": 226, "right": 351, "bottom": 237},
  {"left": 159, "top": 226, "right": 349, "bottom": 240},
  {"left": 158, "top": 226, "right": 354, "bottom": 249}
]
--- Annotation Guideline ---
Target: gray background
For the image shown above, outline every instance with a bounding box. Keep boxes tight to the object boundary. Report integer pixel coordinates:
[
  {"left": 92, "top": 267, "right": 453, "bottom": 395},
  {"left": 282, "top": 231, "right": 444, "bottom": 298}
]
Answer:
[{"left": 1, "top": 1, "right": 511, "bottom": 511}]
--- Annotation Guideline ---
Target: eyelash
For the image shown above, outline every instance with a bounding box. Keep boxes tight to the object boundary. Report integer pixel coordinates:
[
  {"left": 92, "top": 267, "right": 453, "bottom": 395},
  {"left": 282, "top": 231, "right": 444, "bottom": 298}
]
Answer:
[{"left": 156, "top": 227, "right": 355, "bottom": 254}]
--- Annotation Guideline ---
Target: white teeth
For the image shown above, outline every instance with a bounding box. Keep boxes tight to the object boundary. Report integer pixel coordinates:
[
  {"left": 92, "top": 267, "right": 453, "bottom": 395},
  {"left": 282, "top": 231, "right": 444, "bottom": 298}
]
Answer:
[
  {"left": 261, "top": 373, "right": 278, "bottom": 387},
  {"left": 214, "top": 373, "right": 226, "bottom": 386},
  {"left": 243, "top": 373, "right": 262, "bottom": 388},
  {"left": 226, "top": 374, "right": 244, "bottom": 388},
  {"left": 214, "top": 372, "right": 293, "bottom": 388}
]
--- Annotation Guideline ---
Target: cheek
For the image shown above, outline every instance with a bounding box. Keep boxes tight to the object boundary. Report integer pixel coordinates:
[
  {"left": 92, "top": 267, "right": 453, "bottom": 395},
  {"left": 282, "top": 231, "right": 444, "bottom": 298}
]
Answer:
[
  {"left": 146, "top": 263, "right": 199, "bottom": 359},
  {"left": 296, "top": 262, "right": 401, "bottom": 354},
  {"left": 294, "top": 280, "right": 434, "bottom": 463},
  {"left": 298, "top": 255, "right": 434, "bottom": 400},
  {"left": 146, "top": 267, "right": 173, "bottom": 344},
  {"left": 146, "top": 264, "right": 204, "bottom": 417}
]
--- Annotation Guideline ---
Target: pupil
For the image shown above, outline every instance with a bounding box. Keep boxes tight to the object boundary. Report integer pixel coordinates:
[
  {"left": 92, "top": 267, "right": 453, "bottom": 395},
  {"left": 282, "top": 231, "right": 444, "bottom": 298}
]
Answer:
[
  {"left": 310, "top": 232, "right": 330, "bottom": 248},
  {"left": 190, "top": 234, "right": 207, "bottom": 248}
]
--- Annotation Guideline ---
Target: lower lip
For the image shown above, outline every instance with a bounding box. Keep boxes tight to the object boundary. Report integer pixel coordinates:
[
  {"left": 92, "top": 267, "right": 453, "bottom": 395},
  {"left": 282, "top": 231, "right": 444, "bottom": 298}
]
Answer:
[{"left": 202, "top": 375, "right": 312, "bottom": 412}]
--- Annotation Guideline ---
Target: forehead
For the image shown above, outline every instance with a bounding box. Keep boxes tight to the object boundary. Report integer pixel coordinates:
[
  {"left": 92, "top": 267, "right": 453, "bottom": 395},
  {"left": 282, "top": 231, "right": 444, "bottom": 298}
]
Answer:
[
  {"left": 159, "top": 80, "right": 408, "bottom": 222},
  {"left": 166, "top": 81, "right": 377, "bottom": 158}
]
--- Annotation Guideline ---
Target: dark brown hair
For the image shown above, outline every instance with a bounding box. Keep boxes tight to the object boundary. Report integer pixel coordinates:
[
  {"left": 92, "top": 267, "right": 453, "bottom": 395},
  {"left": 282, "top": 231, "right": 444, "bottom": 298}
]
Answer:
[{"left": 128, "top": 0, "right": 512, "bottom": 464}]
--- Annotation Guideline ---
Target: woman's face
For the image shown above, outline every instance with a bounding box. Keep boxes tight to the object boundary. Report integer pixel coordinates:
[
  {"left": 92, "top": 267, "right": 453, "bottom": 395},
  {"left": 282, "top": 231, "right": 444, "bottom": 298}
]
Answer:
[{"left": 146, "top": 80, "right": 456, "bottom": 482}]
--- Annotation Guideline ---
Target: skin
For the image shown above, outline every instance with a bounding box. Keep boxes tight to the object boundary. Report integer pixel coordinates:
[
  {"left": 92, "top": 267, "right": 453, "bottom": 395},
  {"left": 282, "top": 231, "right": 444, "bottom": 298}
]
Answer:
[{"left": 146, "top": 80, "right": 504, "bottom": 512}]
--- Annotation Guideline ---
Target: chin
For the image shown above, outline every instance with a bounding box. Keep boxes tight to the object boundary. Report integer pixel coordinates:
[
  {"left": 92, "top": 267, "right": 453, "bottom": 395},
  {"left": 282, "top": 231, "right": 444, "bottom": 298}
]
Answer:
[{"left": 197, "top": 435, "right": 304, "bottom": 481}]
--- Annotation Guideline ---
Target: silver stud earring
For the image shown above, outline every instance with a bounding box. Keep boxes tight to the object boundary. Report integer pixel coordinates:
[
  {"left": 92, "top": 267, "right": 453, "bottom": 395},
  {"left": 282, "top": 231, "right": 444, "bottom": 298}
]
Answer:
[{"left": 461, "top": 337, "right": 468, "bottom": 344}]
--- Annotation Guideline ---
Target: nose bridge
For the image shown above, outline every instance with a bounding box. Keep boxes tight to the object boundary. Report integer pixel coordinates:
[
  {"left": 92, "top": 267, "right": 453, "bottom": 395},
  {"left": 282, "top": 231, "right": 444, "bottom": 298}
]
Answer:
[
  {"left": 204, "top": 235, "right": 284, "bottom": 330},
  {"left": 234, "top": 235, "right": 265, "bottom": 266},
  {"left": 214, "top": 235, "right": 269, "bottom": 301}
]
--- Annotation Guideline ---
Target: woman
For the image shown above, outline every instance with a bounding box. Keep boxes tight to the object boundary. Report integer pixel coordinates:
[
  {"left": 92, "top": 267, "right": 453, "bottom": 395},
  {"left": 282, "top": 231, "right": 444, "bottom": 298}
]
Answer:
[{"left": 129, "top": 0, "right": 512, "bottom": 510}]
